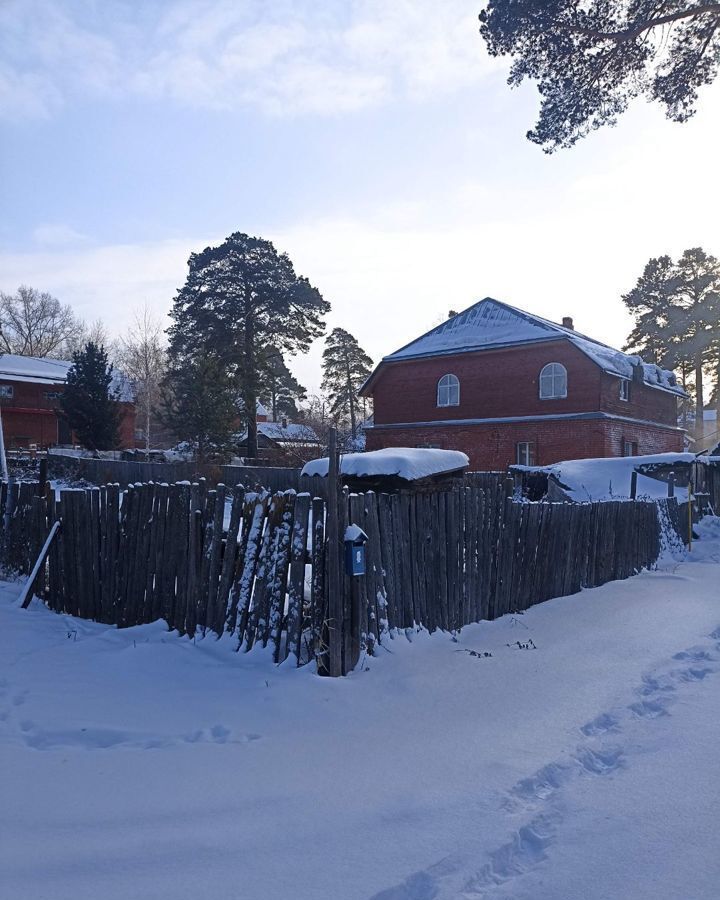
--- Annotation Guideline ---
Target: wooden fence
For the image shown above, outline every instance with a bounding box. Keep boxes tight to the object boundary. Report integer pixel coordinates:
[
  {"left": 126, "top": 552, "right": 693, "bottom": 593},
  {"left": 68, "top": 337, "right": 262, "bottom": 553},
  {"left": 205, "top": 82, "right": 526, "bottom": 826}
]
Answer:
[
  {"left": 47, "top": 451, "right": 301, "bottom": 493},
  {"left": 1, "top": 479, "right": 677, "bottom": 675}
]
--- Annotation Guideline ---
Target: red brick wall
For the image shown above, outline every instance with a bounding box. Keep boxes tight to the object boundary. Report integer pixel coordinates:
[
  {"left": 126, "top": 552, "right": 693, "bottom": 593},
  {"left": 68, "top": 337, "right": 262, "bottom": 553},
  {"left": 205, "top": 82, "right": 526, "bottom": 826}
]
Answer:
[
  {"left": 0, "top": 378, "right": 137, "bottom": 450},
  {"left": 365, "top": 337, "right": 682, "bottom": 467},
  {"left": 371, "top": 340, "right": 603, "bottom": 425},
  {"left": 599, "top": 372, "right": 678, "bottom": 426},
  {"left": 365, "top": 419, "right": 683, "bottom": 470},
  {"left": 0, "top": 409, "right": 58, "bottom": 448}
]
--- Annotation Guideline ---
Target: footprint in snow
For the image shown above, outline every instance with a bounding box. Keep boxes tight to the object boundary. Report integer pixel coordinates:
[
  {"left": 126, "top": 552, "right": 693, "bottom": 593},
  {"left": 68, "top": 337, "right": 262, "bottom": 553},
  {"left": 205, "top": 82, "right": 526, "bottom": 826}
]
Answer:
[{"left": 580, "top": 712, "right": 621, "bottom": 736}]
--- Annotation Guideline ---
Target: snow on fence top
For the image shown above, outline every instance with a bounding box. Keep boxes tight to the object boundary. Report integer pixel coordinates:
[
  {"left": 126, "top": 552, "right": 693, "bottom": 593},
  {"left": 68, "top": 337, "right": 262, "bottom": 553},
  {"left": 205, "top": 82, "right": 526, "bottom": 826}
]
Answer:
[
  {"left": 301, "top": 448, "right": 469, "bottom": 481},
  {"left": 514, "top": 452, "right": 696, "bottom": 501}
]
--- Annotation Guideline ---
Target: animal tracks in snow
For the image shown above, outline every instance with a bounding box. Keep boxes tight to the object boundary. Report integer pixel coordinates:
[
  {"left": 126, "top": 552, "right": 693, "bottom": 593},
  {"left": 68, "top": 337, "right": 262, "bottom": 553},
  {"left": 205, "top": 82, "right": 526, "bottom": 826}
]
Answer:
[{"left": 368, "top": 625, "right": 720, "bottom": 900}]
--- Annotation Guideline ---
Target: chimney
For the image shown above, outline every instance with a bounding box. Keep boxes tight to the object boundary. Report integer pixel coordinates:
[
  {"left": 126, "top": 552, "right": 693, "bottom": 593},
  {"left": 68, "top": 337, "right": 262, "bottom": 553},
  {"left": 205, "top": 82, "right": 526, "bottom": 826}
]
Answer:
[{"left": 562, "top": 316, "right": 574, "bottom": 330}]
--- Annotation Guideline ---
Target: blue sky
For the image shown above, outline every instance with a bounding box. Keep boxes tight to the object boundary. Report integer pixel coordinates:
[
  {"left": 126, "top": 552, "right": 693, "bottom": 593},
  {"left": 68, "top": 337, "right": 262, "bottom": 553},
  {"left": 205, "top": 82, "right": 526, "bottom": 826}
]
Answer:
[{"left": 2, "top": 0, "right": 719, "bottom": 391}]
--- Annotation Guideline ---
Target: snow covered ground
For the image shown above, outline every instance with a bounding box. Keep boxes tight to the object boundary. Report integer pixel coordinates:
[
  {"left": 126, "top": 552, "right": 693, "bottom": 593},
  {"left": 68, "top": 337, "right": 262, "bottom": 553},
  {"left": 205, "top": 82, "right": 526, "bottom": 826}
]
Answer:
[{"left": 1, "top": 520, "right": 720, "bottom": 900}]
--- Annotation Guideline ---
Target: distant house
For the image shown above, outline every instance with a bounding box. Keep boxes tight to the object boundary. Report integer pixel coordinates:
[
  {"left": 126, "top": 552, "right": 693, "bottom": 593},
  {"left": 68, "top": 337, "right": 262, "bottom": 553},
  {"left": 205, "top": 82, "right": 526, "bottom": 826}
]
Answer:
[
  {"left": 360, "top": 298, "right": 686, "bottom": 470},
  {"left": 0, "top": 353, "right": 136, "bottom": 450},
  {"left": 236, "top": 414, "right": 320, "bottom": 462}
]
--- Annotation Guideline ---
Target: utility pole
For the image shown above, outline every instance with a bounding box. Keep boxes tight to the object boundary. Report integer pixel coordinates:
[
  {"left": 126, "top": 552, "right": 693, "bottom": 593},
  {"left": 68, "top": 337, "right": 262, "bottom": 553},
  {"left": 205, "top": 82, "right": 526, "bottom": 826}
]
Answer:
[
  {"left": 0, "top": 404, "right": 8, "bottom": 481},
  {"left": 326, "top": 427, "right": 343, "bottom": 676}
]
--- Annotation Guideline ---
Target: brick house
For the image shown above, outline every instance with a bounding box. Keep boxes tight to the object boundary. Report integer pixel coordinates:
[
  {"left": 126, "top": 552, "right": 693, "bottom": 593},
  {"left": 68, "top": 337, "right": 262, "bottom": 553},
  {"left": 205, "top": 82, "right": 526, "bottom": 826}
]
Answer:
[
  {"left": 0, "top": 354, "right": 137, "bottom": 450},
  {"left": 360, "top": 298, "right": 686, "bottom": 470}
]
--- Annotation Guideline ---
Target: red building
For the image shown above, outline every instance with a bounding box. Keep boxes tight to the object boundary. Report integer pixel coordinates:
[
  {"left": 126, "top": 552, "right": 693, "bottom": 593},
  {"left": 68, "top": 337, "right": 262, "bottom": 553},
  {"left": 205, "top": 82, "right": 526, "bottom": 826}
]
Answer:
[
  {"left": 361, "top": 298, "right": 685, "bottom": 470},
  {"left": 0, "top": 354, "right": 137, "bottom": 450}
]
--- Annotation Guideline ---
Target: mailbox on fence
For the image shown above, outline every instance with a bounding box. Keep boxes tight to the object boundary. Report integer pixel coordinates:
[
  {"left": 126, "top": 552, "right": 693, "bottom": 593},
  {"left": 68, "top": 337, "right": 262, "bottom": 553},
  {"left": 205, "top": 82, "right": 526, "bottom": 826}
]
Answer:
[{"left": 344, "top": 524, "right": 368, "bottom": 576}]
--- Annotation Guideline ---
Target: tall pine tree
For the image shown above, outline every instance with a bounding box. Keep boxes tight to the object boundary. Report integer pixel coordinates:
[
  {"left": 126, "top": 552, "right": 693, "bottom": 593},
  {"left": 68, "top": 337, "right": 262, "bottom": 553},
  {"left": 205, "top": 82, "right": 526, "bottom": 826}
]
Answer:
[
  {"left": 60, "top": 342, "right": 122, "bottom": 451},
  {"left": 623, "top": 248, "right": 720, "bottom": 436},
  {"left": 321, "top": 328, "right": 373, "bottom": 438},
  {"left": 167, "top": 233, "right": 329, "bottom": 459}
]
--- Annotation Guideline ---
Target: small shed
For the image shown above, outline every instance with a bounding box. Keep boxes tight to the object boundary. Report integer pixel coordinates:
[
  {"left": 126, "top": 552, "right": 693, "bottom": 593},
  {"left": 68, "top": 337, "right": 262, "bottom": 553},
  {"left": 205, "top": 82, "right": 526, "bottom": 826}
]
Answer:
[{"left": 300, "top": 447, "right": 469, "bottom": 494}]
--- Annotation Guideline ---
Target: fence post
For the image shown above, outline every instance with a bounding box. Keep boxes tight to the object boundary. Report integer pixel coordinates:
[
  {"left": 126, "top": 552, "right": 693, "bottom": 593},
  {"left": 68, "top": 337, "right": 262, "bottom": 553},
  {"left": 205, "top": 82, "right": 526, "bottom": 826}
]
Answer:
[
  {"left": 630, "top": 470, "right": 638, "bottom": 500},
  {"left": 326, "top": 428, "right": 343, "bottom": 677},
  {"left": 667, "top": 471, "right": 675, "bottom": 498}
]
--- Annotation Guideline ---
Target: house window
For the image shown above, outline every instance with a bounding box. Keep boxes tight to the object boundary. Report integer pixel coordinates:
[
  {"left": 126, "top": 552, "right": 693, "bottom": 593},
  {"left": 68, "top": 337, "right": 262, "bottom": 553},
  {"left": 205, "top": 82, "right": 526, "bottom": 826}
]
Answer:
[
  {"left": 539, "top": 363, "right": 567, "bottom": 399},
  {"left": 623, "top": 441, "right": 638, "bottom": 457},
  {"left": 437, "top": 374, "right": 460, "bottom": 407},
  {"left": 0, "top": 385, "right": 14, "bottom": 399},
  {"left": 516, "top": 442, "right": 536, "bottom": 466},
  {"left": 619, "top": 379, "right": 630, "bottom": 402},
  {"left": 44, "top": 391, "right": 61, "bottom": 401}
]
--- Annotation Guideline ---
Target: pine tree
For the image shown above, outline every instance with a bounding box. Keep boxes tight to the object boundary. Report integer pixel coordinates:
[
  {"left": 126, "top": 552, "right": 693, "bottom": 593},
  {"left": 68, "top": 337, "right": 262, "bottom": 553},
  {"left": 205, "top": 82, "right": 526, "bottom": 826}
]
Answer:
[
  {"left": 623, "top": 248, "right": 720, "bottom": 437},
  {"left": 159, "top": 355, "right": 238, "bottom": 461},
  {"left": 321, "top": 328, "right": 373, "bottom": 438},
  {"left": 60, "top": 342, "right": 122, "bottom": 451},
  {"left": 258, "top": 348, "right": 306, "bottom": 421},
  {"left": 167, "top": 233, "right": 329, "bottom": 459}
]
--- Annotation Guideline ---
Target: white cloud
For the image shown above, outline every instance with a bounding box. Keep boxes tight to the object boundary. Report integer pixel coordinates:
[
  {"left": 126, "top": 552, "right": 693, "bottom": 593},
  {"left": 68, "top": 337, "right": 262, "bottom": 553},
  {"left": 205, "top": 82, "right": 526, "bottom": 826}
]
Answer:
[
  {"left": 0, "top": 0, "right": 498, "bottom": 119},
  {"left": 32, "top": 224, "right": 89, "bottom": 247}
]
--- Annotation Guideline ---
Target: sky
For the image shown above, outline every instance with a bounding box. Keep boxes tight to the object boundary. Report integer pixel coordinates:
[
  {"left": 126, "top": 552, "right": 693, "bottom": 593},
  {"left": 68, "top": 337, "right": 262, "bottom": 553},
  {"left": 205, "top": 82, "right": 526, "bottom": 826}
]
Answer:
[{"left": 1, "top": 0, "right": 719, "bottom": 394}]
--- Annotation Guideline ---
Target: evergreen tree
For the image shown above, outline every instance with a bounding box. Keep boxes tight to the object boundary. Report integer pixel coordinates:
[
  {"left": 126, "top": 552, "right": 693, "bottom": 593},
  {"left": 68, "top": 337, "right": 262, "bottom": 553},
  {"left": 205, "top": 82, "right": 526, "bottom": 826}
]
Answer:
[
  {"left": 60, "top": 342, "right": 122, "bottom": 451},
  {"left": 258, "top": 348, "right": 306, "bottom": 421},
  {"left": 479, "top": 2, "right": 720, "bottom": 152},
  {"left": 321, "top": 328, "right": 373, "bottom": 438},
  {"left": 623, "top": 248, "right": 720, "bottom": 436},
  {"left": 160, "top": 355, "right": 238, "bottom": 461},
  {"left": 167, "top": 233, "right": 329, "bottom": 459}
]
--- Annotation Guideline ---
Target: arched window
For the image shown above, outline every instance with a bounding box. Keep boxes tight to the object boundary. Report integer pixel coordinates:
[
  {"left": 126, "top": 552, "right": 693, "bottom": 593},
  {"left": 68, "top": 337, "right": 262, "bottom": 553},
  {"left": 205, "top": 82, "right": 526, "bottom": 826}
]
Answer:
[
  {"left": 539, "top": 363, "right": 567, "bottom": 399},
  {"left": 437, "top": 373, "right": 460, "bottom": 407}
]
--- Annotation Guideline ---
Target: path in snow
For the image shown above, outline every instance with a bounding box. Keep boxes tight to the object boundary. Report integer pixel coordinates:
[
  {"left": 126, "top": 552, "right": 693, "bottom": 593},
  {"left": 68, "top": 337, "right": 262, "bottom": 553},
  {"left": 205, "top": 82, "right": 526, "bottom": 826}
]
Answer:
[{"left": 370, "top": 622, "right": 720, "bottom": 899}]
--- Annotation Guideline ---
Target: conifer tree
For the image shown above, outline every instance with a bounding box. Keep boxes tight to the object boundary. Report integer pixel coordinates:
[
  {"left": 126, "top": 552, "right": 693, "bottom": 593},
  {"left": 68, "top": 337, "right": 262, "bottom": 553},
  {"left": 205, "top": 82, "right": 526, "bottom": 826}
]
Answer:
[
  {"left": 167, "top": 233, "right": 329, "bottom": 459},
  {"left": 623, "top": 248, "right": 720, "bottom": 436},
  {"left": 258, "top": 348, "right": 306, "bottom": 422},
  {"left": 60, "top": 342, "right": 122, "bottom": 451},
  {"left": 159, "top": 355, "right": 238, "bottom": 461},
  {"left": 479, "top": 2, "right": 720, "bottom": 152},
  {"left": 321, "top": 328, "right": 373, "bottom": 438}
]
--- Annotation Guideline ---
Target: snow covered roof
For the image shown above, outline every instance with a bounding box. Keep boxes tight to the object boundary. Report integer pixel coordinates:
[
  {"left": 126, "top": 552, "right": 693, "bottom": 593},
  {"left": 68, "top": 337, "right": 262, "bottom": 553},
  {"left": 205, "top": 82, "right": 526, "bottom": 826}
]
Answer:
[
  {"left": 0, "top": 354, "right": 72, "bottom": 384},
  {"left": 513, "top": 452, "right": 696, "bottom": 502},
  {"left": 237, "top": 421, "right": 319, "bottom": 444},
  {"left": 0, "top": 352, "right": 134, "bottom": 400},
  {"left": 301, "top": 447, "right": 469, "bottom": 481},
  {"left": 366, "top": 298, "right": 685, "bottom": 398}
]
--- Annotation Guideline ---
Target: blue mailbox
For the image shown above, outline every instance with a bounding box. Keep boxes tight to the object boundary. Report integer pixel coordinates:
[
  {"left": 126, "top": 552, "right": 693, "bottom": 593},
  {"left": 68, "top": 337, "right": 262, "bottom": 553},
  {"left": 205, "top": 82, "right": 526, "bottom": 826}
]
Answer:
[{"left": 344, "top": 524, "right": 369, "bottom": 576}]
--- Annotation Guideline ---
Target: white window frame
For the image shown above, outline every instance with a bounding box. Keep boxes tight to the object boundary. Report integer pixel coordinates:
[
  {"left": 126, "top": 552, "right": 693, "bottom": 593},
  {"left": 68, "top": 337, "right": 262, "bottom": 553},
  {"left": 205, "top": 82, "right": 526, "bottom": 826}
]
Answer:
[
  {"left": 516, "top": 441, "right": 535, "bottom": 466},
  {"left": 437, "top": 373, "right": 460, "bottom": 407},
  {"left": 619, "top": 379, "right": 630, "bottom": 401},
  {"left": 539, "top": 363, "right": 567, "bottom": 399},
  {"left": 0, "top": 385, "right": 14, "bottom": 399}
]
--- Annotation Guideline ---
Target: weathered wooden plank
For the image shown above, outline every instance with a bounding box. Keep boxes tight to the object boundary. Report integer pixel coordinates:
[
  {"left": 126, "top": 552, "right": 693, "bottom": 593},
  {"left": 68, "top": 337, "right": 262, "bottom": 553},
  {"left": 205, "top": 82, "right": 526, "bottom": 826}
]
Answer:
[
  {"left": 228, "top": 493, "right": 267, "bottom": 639},
  {"left": 284, "top": 492, "right": 310, "bottom": 663},
  {"left": 268, "top": 491, "right": 295, "bottom": 659},
  {"left": 213, "top": 484, "right": 244, "bottom": 635},
  {"left": 310, "top": 496, "right": 327, "bottom": 671}
]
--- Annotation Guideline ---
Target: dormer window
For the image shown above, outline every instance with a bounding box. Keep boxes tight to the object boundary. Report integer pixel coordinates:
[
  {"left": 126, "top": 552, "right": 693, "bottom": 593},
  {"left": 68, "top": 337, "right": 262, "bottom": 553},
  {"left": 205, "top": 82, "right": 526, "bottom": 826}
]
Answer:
[
  {"left": 437, "top": 373, "right": 459, "bottom": 407},
  {"left": 539, "top": 363, "right": 567, "bottom": 399},
  {"left": 619, "top": 379, "right": 630, "bottom": 402}
]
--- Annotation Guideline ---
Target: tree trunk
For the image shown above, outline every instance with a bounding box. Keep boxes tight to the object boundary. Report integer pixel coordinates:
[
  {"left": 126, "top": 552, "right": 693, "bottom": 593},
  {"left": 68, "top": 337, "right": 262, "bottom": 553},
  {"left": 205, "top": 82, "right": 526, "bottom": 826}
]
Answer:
[
  {"left": 145, "top": 393, "right": 151, "bottom": 453},
  {"left": 244, "top": 311, "right": 257, "bottom": 460},
  {"left": 345, "top": 352, "right": 356, "bottom": 438},
  {"left": 695, "top": 353, "right": 704, "bottom": 442}
]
